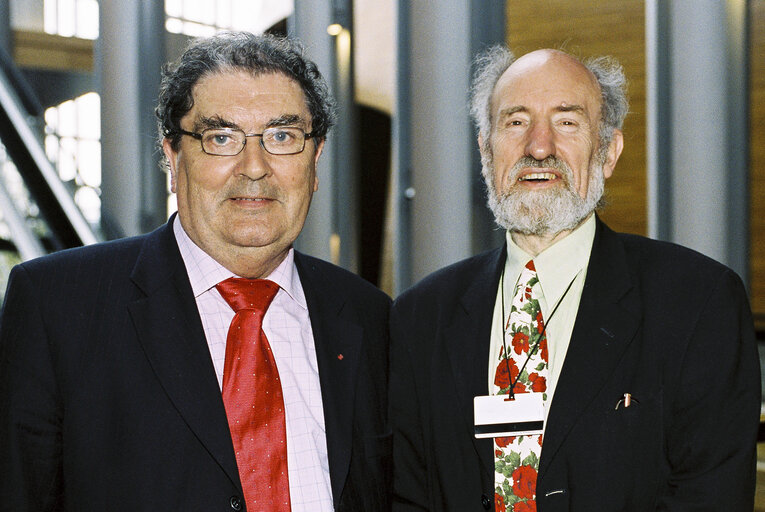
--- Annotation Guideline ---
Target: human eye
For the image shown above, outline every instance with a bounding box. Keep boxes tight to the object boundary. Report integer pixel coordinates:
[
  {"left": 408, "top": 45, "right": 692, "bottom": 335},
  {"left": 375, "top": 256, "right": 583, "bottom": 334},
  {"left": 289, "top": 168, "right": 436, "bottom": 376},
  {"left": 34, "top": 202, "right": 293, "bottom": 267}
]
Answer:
[
  {"left": 263, "top": 128, "right": 304, "bottom": 154},
  {"left": 556, "top": 118, "right": 580, "bottom": 132},
  {"left": 266, "top": 128, "right": 298, "bottom": 144},
  {"left": 201, "top": 128, "right": 242, "bottom": 154},
  {"left": 203, "top": 129, "right": 237, "bottom": 146},
  {"left": 212, "top": 133, "right": 232, "bottom": 144},
  {"left": 499, "top": 113, "right": 526, "bottom": 130}
]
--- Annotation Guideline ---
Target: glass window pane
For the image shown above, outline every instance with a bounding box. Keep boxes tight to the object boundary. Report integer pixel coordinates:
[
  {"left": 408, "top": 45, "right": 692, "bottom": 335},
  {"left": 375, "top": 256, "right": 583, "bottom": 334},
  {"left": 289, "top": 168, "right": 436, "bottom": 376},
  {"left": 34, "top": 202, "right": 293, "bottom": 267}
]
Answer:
[
  {"left": 58, "top": 137, "right": 78, "bottom": 181},
  {"left": 44, "top": 107, "right": 58, "bottom": 132},
  {"left": 76, "top": 0, "right": 99, "bottom": 39},
  {"left": 44, "top": 91, "right": 102, "bottom": 226},
  {"left": 231, "top": 0, "right": 293, "bottom": 33},
  {"left": 57, "top": 101, "right": 77, "bottom": 137},
  {"left": 216, "top": 0, "right": 232, "bottom": 28},
  {"left": 166, "top": 17, "right": 183, "bottom": 34},
  {"left": 77, "top": 140, "right": 101, "bottom": 187},
  {"left": 44, "top": 134, "right": 59, "bottom": 163},
  {"left": 44, "top": 0, "right": 58, "bottom": 34},
  {"left": 230, "top": 0, "right": 254, "bottom": 31},
  {"left": 57, "top": 0, "right": 76, "bottom": 37},
  {"left": 76, "top": 92, "right": 100, "bottom": 139},
  {"left": 166, "top": 0, "right": 183, "bottom": 18},
  {"left": 184, "top": 0, "right": 214, "bottom": 24},
  {"left": 183, "top": 21, "right": 216, "bottom": 37},
  {"left": 74, "top": 187, "right": 101, "bottom": 224},
  {"left": 2, "top": 161, "right": 24, "bottom": 200}
]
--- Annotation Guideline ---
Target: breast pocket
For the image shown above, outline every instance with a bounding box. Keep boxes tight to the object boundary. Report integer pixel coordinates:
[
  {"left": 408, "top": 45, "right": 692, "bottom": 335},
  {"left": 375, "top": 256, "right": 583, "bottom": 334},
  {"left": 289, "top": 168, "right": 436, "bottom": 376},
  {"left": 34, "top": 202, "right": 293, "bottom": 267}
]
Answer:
[
  {"left": 592, "top": 389, "right": 664, "bottom": 507},
  {"left": 562, "top": 389, "right": 664, "bottom": 509},
  {"left": 611, "top": 389, "right": 662, "bottom": 435}
]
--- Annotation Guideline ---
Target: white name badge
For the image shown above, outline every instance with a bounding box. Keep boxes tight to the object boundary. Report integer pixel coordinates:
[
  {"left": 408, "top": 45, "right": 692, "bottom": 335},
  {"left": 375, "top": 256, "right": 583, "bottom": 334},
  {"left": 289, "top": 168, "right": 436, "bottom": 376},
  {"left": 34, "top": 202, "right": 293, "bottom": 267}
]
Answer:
[{"left": 474, "top": 393, "right": 545, "bottom": 438}]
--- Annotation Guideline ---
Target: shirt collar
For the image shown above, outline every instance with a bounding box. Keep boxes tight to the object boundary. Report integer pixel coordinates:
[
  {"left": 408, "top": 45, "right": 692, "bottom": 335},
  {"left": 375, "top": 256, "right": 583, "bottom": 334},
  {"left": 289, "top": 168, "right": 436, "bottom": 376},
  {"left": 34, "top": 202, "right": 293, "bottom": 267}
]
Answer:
[
  {"left": 504, "top": 214, "right": 596, "bottom": 306},
  {"left": 173, "top": 216, "right": 307, "bottom": 309}
]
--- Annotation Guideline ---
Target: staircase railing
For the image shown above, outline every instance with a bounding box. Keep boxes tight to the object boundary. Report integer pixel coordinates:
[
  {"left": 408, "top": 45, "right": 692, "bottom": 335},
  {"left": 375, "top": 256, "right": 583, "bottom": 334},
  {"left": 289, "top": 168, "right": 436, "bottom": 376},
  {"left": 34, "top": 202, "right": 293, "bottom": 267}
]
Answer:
[{"left": 0, "top": 44, "right": 99, "bottom": 252}]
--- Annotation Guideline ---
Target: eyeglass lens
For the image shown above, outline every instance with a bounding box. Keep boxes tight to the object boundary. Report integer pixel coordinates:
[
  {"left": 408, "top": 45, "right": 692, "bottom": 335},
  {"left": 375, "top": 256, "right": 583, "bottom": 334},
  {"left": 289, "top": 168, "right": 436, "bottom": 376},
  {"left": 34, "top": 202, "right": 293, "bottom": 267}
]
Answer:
[{"left": 200, "top": 127, "right": 306, "bottom": 155}]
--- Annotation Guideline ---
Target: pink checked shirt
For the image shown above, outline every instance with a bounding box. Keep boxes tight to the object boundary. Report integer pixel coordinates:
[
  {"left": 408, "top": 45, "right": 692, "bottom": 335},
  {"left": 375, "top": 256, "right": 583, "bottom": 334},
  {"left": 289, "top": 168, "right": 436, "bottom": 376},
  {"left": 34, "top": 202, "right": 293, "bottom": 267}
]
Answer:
[{"left": 173, "top": 217, "right": 333, "bottom": 511}]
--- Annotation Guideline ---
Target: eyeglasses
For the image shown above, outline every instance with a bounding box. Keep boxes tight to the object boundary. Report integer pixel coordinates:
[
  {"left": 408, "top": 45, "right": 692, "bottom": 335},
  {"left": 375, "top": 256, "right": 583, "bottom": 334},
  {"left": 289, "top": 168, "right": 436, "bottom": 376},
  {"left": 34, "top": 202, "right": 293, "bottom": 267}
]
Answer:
[{"left": 178, "top": 126, "right": 315, "bottom": 156}]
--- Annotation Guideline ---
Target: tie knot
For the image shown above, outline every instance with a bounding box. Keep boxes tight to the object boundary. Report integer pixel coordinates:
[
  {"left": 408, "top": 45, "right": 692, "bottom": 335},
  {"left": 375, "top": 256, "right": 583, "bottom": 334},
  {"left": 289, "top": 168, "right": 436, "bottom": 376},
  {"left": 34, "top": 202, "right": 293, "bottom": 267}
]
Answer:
[
  {"left": 216, "top": 278, "right": 279, "bottom": 314},
  {"left": 520, "top": 259, "right": 538, "bottom": 281},
  {"left": 515, "top": 260, "right": 542, "bottom": 302}
]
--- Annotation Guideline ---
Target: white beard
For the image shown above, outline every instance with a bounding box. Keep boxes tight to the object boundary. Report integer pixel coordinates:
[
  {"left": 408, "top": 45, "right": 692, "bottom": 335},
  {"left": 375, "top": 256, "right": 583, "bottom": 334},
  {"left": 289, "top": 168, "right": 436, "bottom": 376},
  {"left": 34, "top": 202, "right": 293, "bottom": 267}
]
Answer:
[{"left": 482, "top": 154, "right": 605, "bottom": 236}]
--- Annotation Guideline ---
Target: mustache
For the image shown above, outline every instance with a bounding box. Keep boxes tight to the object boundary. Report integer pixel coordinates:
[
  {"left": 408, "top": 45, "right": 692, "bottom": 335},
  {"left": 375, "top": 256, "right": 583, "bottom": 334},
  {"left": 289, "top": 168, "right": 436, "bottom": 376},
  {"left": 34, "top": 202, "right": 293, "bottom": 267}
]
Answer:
[
  {"left": 224, "top": 182, "right": 282, "bottom": 201},
  {"left": 510, "top": 155, "right": 572, "bottom": 176}
]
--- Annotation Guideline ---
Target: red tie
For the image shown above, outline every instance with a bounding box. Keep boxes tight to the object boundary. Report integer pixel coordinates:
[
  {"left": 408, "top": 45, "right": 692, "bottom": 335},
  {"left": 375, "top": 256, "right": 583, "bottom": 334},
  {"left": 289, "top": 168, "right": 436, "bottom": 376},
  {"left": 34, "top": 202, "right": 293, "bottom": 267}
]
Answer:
[{"left": 216, "top": 278, "right": 291, "bottom": 512}]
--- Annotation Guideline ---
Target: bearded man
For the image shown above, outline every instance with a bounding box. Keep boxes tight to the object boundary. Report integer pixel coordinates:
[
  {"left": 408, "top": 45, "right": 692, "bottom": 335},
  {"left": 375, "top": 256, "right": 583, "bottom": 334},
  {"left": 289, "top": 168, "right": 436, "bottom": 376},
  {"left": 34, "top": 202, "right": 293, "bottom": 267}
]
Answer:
[{"left": 388, "top": 47, "right": 760, "bottom": 511}]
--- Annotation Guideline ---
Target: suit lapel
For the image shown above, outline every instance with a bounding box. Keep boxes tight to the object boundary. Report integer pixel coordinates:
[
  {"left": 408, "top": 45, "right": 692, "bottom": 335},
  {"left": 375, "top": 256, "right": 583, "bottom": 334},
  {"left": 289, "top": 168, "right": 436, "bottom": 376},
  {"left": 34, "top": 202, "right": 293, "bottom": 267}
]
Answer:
[
  {"left": 294, "top": 252, "right": 362, "bottom": 506},
  {"left": 127, "top": 221, "right": 242, "bottom": 491},
  {"left": 539, "top": 219, "right": 641, "bottom": 478},
  {"left": 443, "top": 247, "right": 506, "bottom": 478}
]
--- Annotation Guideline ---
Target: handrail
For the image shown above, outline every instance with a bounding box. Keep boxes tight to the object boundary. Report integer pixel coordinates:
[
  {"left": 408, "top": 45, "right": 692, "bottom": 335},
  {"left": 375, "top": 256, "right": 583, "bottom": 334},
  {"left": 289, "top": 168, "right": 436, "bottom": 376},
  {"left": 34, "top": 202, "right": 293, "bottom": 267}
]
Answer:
[
  {"left": 0, "top": 57, "right": 99, "bottom": 250},
  {"left": 0, "top": 44, "right": 43, "bottom": 117}
]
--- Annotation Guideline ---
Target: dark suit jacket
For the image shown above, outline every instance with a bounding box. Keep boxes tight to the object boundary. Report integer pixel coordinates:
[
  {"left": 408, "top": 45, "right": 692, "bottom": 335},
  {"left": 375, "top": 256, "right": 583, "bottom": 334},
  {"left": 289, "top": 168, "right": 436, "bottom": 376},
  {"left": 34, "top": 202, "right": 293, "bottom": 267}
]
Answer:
[
  {"left": 0, "top": 218, "right": 392, "bottom": 511},
  {"left": 389, "top": 218, "right": 760, "bottom": 511}
]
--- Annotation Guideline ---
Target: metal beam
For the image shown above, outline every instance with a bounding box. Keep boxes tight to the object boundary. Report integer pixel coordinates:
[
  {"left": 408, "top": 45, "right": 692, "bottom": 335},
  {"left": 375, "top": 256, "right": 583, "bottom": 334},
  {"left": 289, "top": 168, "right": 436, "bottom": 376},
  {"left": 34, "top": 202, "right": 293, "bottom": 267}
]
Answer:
[{"left": 0, "top": 59, "right": 97, "bottom": 249}]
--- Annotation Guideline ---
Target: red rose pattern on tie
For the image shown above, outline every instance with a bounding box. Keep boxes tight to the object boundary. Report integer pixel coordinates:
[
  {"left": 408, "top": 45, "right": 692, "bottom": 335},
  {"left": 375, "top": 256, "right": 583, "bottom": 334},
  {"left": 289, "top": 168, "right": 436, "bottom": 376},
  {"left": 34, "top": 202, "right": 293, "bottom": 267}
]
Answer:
[{"left": 493, "top": 260, "right": 549, "bottom": 512}]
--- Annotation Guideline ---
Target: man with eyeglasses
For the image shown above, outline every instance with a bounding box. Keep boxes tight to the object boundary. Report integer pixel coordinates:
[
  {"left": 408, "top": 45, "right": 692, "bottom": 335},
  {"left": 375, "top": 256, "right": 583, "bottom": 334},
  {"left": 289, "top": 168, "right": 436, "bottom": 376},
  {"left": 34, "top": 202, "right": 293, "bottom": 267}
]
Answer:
[{"left": 0, "top": 32, "right": 391, "bottom": 512}]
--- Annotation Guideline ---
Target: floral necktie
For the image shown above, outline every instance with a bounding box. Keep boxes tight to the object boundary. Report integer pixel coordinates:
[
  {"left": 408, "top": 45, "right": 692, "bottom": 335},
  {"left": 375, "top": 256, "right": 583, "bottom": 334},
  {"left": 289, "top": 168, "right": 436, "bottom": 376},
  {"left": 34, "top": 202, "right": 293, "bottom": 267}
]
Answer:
[{"left": 493, "top": 260, "right": 549, "bottom": 512}]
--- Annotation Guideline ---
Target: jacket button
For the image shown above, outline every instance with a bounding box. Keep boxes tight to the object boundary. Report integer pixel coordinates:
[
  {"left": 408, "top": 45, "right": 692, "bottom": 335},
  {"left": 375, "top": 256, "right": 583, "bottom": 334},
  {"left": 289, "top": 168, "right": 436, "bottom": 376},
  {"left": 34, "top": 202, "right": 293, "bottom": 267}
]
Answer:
[
  {"left": 229, "top": 496, "right": 242, "bottom": 511},
  {"left": 481, "top": 493, "right": 491, "bottom": 510}
]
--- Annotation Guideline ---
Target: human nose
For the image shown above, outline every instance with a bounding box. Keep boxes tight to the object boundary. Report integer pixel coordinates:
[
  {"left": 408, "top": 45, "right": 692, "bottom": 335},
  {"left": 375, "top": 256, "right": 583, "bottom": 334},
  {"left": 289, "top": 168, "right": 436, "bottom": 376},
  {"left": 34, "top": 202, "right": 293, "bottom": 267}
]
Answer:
[
  {"left": 524, "top": 121, "right": 555, "bottom": 161},
  {"left": 235, "top": 137, "right": 272, "bottom": 180}
]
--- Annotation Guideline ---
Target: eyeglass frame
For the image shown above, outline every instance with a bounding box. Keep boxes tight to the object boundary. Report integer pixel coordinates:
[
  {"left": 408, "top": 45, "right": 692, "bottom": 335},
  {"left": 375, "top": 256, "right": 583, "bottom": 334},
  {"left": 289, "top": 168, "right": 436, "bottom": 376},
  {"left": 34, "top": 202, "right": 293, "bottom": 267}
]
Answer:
[{"left": 176, "top": 126, "right": 316, "bottom": 156}]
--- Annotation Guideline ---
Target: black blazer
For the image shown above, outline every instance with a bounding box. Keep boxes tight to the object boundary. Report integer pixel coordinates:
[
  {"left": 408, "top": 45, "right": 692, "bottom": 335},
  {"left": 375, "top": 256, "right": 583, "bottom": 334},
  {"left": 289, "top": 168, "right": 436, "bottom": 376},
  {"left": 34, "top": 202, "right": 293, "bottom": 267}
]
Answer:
[
  {"left": 0, "top": 218, "right": 392, "bottom": 511},
  {"left": 389, "top": 218, "right": 760, "bottom": 511}
]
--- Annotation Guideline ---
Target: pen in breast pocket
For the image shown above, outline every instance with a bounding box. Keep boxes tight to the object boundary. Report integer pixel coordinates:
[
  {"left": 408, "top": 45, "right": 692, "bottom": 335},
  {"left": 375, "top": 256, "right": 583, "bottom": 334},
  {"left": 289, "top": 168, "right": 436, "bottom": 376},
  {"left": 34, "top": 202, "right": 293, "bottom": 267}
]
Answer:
[{"left": 615, "top": 393, "right": 639, "bottom": 410}]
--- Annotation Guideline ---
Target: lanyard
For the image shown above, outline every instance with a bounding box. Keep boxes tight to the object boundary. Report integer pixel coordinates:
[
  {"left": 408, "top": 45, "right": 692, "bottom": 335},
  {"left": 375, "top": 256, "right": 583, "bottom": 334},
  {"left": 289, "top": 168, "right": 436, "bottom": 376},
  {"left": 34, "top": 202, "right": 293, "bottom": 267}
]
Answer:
[{"left": 499, "top": 264, "right": 580, "bottom": 399}]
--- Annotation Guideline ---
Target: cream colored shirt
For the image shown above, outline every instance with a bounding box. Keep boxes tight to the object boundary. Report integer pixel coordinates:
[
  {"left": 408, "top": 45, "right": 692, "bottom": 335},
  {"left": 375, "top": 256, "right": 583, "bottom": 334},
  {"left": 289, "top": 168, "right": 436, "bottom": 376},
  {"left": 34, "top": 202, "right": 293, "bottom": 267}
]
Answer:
[{"left": 487, "top": 214, "right": 597, "bottom": 417}]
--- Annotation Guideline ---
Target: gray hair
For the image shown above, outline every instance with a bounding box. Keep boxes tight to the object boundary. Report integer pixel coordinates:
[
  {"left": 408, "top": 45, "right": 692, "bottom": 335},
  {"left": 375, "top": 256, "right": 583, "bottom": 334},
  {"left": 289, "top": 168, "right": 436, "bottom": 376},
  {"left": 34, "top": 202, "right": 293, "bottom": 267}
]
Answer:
[
  {"left": 469, "top": 45, "right": 628, "bottom": 148},
  {"left": 469, "top": 45, "right": 516, "bottom": 143},
  {"left": 583, "top": 55, "right": 629, "bottom": 146},
  {"left": 156, "top": 31, "right": 336, "bottom": 153}
]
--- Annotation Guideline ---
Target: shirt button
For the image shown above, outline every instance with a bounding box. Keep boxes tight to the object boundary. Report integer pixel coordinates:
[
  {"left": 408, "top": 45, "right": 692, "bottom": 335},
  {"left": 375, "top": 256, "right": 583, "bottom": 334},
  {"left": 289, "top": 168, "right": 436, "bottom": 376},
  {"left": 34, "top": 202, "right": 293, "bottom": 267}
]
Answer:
[
  {"left": 229, "top": 495, "right": 243, "bottom": 511},
  {"left": 481, "top": 493, "right": 491, "bottom": 510}
]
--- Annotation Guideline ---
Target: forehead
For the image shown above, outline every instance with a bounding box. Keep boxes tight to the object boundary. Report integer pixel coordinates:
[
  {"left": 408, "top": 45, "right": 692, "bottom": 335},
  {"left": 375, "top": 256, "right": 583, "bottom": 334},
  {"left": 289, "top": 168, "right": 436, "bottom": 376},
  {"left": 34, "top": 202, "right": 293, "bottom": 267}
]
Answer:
[
  {"left": 491, "top": 51, "right": 601, "bottom": 119},
  {"left": 187, "top": 69, "right": 310, "bottom": 126}
]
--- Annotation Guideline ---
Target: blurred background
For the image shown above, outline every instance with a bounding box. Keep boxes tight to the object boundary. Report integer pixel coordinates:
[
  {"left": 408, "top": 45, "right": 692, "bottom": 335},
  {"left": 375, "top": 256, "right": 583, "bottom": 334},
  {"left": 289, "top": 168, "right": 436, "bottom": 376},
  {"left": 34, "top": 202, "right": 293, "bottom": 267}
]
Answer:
[{"left": 0, "top": 0, "right": 763, "bottom": 506}]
